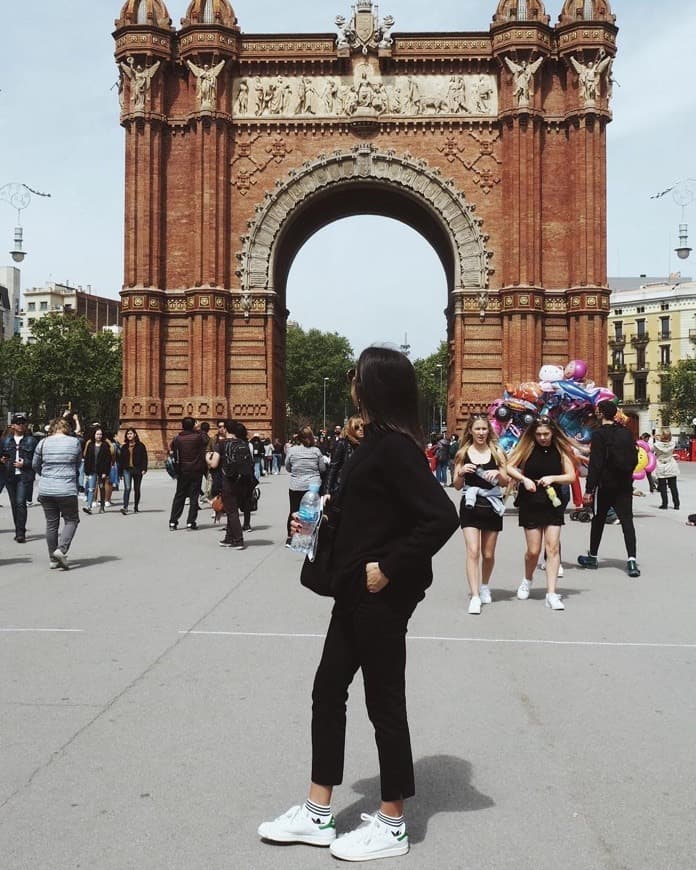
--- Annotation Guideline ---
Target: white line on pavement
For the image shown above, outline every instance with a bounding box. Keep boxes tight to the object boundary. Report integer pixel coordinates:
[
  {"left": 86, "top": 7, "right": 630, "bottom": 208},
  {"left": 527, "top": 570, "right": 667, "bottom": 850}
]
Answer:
[
  {"left": 178, "top": 630, "right": 696, "bottom": 649},
  {"left": 0, "top": 628, "right": 85, "bottom": 633}
]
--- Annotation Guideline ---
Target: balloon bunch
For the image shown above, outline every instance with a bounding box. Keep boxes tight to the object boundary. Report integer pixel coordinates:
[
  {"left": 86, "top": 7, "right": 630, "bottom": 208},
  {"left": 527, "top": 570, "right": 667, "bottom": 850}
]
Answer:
[
  {"left": 633, "top": 439, "right": 657, "bottom": 481},
  {"left": 487, "top": 359, "right": 652, "bottom": 478}
]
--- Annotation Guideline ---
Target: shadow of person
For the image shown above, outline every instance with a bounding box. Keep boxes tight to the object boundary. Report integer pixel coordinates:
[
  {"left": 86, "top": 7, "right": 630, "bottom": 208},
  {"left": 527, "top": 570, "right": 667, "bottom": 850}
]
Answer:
[{"left": 336, "top": 755, "right": 494, "bottom": 844}]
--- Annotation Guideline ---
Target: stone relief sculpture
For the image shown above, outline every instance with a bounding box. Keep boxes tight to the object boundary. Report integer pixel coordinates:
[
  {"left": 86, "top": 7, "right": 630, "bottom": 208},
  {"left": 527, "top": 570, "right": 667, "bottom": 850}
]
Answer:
[
  {"left": 570, "top": 52, "right": 612, "bottom": 104},
  {"left": 232, "top": 73, "right": 498, "bottom": 119},
  {"left": 504, "top": 55, "right": 544, "bottom": 106},
  {"left": 120, "top": 57, "right": 160, "bottom": 111},
  {"left": 335, "top": 2, "right": 396, "bottom": 55},
  {"left": 186, "top": 59, "right": 226, "bottom": 110}
]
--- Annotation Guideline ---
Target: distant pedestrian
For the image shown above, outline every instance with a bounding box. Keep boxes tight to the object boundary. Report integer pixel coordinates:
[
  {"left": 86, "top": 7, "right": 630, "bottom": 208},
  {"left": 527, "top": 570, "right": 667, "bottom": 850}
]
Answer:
[
  {"left": 168, "top": 417, "right": 208, "bottom": 531},
  {"left": 271, "top": 438, "right": 284, "bottom": 474},
  {"left": 117, "top": 427, "right": 148, "bottom": 514},
  {"left": 653, "top": 428, "right": 680, "bottom": 510},
  {"left": 207, "top": 419, "right": 255, "bottom": 549},
  {"left": 324, "top": 416, "right": 363, "bottom": 498},
  {"left": 82, "top": 427, "right": 113, "bottom": 515},
  {"left": 264, "top": 438, "right": 273, "bottom": 475},
  {"left": 32, "top": 417, "right": 82, "bottom": 569},
  {"left": 284, "top": 426, "right": 328, "bottom": 546},
  {"left": 577, "top": 400, "right": 640, "bottom": 578},
  {"left": 434, "top": 432, "right": 450, "bottom": 484},
  {"left": 1, "top": 413, "right": 38, "bottom": 543}
]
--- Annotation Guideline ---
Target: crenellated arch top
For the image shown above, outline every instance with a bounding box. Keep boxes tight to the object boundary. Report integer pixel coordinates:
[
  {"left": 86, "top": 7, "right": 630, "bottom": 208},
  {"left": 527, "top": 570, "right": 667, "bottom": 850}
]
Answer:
[
  {"left": 558, "top": 0, "right": 615, "bottom": 25},
  {"left": 236, "top": 145, "right": 491, "bottom": 297},
  {"left": 492, "top": 0, "right": 550, "bottom": 25},
  {"left": 181, "top": 0, "right": 238, "bottom": 28}
]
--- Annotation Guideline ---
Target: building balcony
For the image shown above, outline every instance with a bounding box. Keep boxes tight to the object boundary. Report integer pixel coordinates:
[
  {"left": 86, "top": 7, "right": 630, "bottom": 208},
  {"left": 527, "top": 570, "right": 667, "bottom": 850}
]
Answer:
[
  {"left": 608, "top": 363, "right": 627, "bottom": 374},
  {"left": 689, "top": 329, "right": 696, "bottom": 344},
  {"left": 608, "top": 335, "right": 626, "bottom": 348},
  {"left": 629, "top": 363, "right": 650, "bottom": 373},
  {"left": 623, "top": 395, "right": 651, "bottom": 409},
  {"left": 630, "top": 333, "right": 650, "bottom": 346},
  {"left": 657, "top": 332, "right": 672, "bottom": 341},
  {"left": 657, "top": 361, "right": 672, "bottom": 371}
]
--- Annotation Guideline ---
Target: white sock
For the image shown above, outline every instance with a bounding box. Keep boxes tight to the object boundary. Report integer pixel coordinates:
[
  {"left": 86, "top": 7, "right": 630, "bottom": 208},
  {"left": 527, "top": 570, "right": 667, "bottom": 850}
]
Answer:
[
  {"left": 377, "top": 810, "right": 405, "bottom": 830},
  {"left": 305, "top": 799, "right": 331, "bottom": 820}
]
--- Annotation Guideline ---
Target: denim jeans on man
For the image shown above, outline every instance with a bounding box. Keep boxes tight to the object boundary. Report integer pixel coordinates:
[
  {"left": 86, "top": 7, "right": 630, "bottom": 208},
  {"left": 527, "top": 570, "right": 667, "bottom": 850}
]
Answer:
[{"left": 6, "top": 473, "right": 31, "bottom": 539}]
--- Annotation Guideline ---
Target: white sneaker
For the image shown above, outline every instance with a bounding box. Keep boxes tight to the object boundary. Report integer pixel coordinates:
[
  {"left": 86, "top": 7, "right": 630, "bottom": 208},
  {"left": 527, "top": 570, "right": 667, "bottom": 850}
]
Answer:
[
  {"left": 479, "top": 585, "right": 492, "bottom": 605},
  {"left": 104, "top": 501, "right": 112, "bottom": 508},
  {"left": 52, "top": 548, "right": 69, "bottom": 570},
  {"left": 330, "top": 813, "right": 409, "bottom": 862},
  {"left": 517, "top": 579, "right": 532, "bottom": 600},
  {"left": 468, "top": 595, "right": 482, "bottom": 615},
  {"left": 537, "top": 561, "right": 546, "bottom": 571},
  {"left": 258, "top": 804, "right": 336, "bottom": 846},
  {"left": 545, "top": 592, "right": 565, "bottom": 611},
  {"left": 558, "top": 564, "right": 564, "bottom": 578}
]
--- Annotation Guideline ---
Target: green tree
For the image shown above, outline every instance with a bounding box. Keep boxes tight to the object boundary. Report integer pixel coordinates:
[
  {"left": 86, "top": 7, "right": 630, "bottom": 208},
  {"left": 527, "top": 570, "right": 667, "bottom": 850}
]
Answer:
[
  {"left": 660, "top": 358, "right": 696, "bottom": 428},
  {"left": 286, "top": 323, "right": 354, "bottom": 434},
  {"left": 413, "top": 340, "right": 448, "bottom": 436},
  {"left": 0, "top": 314, "right": 122, "bottom": 430}
]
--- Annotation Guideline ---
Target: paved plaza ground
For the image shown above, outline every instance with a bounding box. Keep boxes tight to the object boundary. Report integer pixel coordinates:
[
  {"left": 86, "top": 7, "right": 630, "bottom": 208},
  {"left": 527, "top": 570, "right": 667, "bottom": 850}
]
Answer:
[{"left": 1, "top": 463, "right": 695, "bottom": 870}]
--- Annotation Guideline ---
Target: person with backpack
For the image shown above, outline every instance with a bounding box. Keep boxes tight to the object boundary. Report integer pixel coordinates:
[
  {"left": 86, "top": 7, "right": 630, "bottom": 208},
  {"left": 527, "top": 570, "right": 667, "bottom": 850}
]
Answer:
[
  {"left": 207, "top": 419, "right": 255, "bottom": 549},
  {"left": 434, "top": 433, "right": 450, "bottom": 484},
  {"left": 577, "top": 400, "right": 640, "bottom": 578}
]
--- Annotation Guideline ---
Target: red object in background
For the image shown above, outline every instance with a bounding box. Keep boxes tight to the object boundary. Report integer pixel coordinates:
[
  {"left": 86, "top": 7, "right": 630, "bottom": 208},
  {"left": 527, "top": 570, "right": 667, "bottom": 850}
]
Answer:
[
  {"left": 691, "top": 439, "right": 696, "bottom": 462},
  {"left": 674, "top": 448, "right": 689, "bottom": 461}
]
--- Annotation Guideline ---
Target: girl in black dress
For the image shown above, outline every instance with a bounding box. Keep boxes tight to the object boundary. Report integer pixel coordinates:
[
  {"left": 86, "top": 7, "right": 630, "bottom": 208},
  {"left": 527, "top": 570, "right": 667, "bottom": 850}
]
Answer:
[
  {"left": 453, "top": 414, "right": 509, "bottom": 614},
  {"left": 507, "top": 417, "right": 577, "bottom": 610}
]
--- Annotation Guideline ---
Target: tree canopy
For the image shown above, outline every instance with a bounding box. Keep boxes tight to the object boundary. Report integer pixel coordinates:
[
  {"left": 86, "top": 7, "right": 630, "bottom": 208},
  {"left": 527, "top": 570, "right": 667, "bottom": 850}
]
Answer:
[
  {"left": 285, "top": 323, "right": 355, "bottom": 433},
  {"left": 413, "top": 340, "right": 448, "bottom": 436},
  {"left": 0, "top": 314, "right": 122, "bottom": 431},
  {"left": 660, "top": 358, "right": 696, "bottom": 429}
]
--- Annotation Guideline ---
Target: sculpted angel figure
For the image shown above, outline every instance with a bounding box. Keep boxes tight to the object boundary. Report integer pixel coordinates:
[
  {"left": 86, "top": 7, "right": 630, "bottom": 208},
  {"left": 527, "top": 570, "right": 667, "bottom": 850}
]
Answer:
[
  {"left": 570, "top": 53, "right": 612, "bottom": 103},
  {"left": 186, "top": 59, "right": 226, "bottom": 110},
  {"left": 120, "top": 57, "right": 160, "bottom": 111},
  {"left": 504, "top": 55, "right": 543, "bottom": 106}
]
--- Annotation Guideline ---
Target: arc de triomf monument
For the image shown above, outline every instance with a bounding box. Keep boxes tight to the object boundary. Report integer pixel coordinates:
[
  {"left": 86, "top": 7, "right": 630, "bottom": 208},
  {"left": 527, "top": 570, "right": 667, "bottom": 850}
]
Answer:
[{"left": 114, "top": 0, "right": 617, "bottom": 452}]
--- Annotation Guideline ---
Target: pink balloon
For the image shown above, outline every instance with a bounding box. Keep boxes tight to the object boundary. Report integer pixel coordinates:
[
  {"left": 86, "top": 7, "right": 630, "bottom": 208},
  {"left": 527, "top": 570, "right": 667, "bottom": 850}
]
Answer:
[{"left": 564, "top": 359, "right": 588, "bottom": 381}]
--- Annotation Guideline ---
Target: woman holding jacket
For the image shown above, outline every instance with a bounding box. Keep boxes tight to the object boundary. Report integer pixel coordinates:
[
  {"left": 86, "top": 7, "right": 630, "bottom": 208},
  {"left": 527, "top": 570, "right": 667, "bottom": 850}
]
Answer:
[
  {"left": 117, "top": 427, "right": 148, "bottom": 514},
  {"left": 82, "top": 427, "right": 113, "bottom": 515},
  {"left": 259, "top": 346, "right": 459, "bottom": 862}
]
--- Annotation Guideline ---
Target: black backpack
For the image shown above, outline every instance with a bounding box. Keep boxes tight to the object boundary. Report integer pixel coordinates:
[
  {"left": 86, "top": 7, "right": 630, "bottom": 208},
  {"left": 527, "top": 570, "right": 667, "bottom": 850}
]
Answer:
[{"left": 222, "top": 439, "right": 254, "bottom": 480}]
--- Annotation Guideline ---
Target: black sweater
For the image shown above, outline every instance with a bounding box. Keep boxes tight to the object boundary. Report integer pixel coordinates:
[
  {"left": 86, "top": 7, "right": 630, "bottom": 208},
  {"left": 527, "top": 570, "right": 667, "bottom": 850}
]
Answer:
[
  {"left": 586, "top": 423, "right": 637, "bottom": 493},
  {"left": 331, "top": 425, "right": 459, "bottom": 613}
]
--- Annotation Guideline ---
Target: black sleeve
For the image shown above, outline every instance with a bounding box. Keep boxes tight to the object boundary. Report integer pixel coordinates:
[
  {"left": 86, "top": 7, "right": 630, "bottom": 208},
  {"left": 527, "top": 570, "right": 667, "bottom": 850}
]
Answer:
[
  {"left": 325, "top": 439, "right": 347, "bottom": 495},
  {"left": 377, "top": 435, "right": 460, "bottom": 584},
  {"left": 586, "top": 428, "right": 605, "bottom": 492}
]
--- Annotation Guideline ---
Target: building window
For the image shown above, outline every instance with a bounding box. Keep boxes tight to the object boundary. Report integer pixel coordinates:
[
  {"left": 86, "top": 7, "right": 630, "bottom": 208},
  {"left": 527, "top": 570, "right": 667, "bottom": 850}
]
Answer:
[
  {"left": 203, "top": 0, "right": 215, "bottom": 24},
  {"left": 660, "top": 345, "right": 671, "bottom": 366},
  {"left": 660, "top": 379, "right": 671, "bottom": 403},
  {"left": 27, "top": 302, "right": 35, "bottom": 311},
  {"left": 636, "top": 318, "right": 646, "bottom": 337},
  {"left": 39, "top": 301, "right": 48, "bottom": 311},
  {"left": 660, "top": 303, "right": 669, "bottom": 311},
  {"left": 614, "top": 321, "right": 623, "bottom": 338},
  {"left": 634, "top": 376, "right": 647, "bottom": 403},
  {"left": 659, "top": 316, "right": 670, "bottom": 340},
  {"left": 135, "top": 0, "right": 147, "bottom": 24},
  {"left": 612, "top": 379, "right": 624, "bottom": 402},
  {"left": 612, "top": 349, "right": 624, "bottom": 368},
  {"left": 636, "top": 306, "right": 645, "bottom": 314},
  {"left": 613, "top": 308, "right": 623, "bottom": 316}
]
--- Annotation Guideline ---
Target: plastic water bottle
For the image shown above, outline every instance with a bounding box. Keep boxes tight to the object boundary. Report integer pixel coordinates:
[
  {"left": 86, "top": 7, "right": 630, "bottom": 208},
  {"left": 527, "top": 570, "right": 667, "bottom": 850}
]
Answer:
[
  {"left": 545, "top": 485, "right": 562, "bottom": 508},
  {"left": 290, "top": 484, "right": 322, "bottom": 555}
]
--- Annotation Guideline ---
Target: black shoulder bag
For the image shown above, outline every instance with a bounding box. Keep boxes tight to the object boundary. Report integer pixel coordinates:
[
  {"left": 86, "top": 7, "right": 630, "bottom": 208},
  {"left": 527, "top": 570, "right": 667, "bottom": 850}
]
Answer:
[{"left": 299, "top": 499, "right": 342, "bottom": 597}]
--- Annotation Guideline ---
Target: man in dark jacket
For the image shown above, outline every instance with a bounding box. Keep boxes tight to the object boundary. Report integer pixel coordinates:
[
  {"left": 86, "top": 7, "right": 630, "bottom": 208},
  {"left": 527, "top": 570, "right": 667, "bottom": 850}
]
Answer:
[
  {"left": 168, "top": 417, "right": 208, "bottom": 530},
  {"left": 0, "top": 413, "right": 38, "bottom": 543},
  {"left": 577, "top": 400, "right": 640, "bottom": 577}
]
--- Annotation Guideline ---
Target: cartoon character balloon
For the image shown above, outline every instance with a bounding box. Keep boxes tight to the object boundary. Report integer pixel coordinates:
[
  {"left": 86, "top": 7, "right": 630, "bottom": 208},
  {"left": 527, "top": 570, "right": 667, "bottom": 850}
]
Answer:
[
  {"left": 564, "top": 359, "right": 588, "bottom": 381},
  {"left": 633, "top": 439, "right": 657, "bottom": 480}
]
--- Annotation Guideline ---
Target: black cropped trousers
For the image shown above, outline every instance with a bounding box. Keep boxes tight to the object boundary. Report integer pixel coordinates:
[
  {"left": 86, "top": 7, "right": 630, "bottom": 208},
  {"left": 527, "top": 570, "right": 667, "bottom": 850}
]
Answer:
[{"left": 311, "top": 594, "right": 415, "bottom": 803}]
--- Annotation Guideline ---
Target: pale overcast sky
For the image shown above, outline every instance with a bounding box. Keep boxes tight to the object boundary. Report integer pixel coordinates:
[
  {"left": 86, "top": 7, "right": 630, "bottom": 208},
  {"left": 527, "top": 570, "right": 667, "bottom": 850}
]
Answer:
[{"left": 2, "top": 1, "right": 695, "bottom": 359}]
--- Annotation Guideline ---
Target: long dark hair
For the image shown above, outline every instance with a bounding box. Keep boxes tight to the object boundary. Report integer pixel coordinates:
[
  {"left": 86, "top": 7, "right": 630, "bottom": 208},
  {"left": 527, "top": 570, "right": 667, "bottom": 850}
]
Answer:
[{"left": 354, "top": 346, "right": 424, "bottom": 448}]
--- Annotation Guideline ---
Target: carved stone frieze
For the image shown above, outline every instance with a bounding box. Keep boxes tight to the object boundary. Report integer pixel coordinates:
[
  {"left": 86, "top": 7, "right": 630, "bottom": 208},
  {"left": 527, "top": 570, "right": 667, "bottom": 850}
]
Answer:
[
  {"left": 237, "top": 145, "right": 491, "bottom": 292},
  {"left": 232, "top": 68, "right": 498, "bottom": 120}
]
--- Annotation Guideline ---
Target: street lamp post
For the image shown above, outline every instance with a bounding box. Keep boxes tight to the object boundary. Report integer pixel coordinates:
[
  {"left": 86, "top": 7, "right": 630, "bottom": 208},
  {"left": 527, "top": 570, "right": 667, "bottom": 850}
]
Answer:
[
  {"left": 323, "top": 377, "right": 329, "bottom": 431},
  {"left": 0, "top": 182, "right": 51, "bottom": 262},
  {"left": 436, "top": 363, "right": 443, "bottom": 433}
]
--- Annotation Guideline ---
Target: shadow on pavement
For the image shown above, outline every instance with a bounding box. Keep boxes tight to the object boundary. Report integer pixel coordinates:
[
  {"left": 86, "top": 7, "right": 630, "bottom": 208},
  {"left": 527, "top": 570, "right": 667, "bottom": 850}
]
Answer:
[
  {"left": 0, "top": 557, "right": 32, "bottom": 567},
  {"left": 67, "top": 556, "right": 122, "bottom": 569},
  {"left": 337, "top": 755, "right": 495, "bottom": 844}
]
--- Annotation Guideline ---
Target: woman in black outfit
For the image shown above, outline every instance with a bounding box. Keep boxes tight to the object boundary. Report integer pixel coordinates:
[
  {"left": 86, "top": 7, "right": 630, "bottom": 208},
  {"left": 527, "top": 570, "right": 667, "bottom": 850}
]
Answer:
[
  {"left": 258, "top": 347, "right": 459, "bottom": 862},
  {"left": 117, "top": 427, "right": 148, "bottom": 514},
  {"left": 323, "top": 415, "right": 364, "bottom": 498},
  {"left": 507, "top": 417, "right": 576, "bottom": 610}
]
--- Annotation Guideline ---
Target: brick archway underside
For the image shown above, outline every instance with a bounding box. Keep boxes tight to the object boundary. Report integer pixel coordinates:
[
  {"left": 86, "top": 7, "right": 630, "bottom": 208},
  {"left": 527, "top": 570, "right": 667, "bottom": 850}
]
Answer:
[{"left": 237, "top": 145, "right": 490, "bottom": 300}]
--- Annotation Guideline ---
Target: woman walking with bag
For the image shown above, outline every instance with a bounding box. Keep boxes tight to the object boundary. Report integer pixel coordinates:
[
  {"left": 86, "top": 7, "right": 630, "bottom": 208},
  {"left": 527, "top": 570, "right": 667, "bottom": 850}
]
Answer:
[
  {"left": 507, "top": 417, "right": 576, "bottom": 611},
  {"left": 453, "top": 414, "right": 508, "bottom": 614},
  {"left": 259, "top": 346, "right": 459, "bottom": 862},
  {"left": 117, "top": 427, "right": 148, "bottom": 514}
]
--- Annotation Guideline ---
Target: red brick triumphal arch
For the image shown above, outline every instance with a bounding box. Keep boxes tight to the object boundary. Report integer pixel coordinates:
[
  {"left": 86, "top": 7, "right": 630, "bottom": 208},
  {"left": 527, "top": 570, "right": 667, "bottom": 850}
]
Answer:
[{"left": 114, "top": 0, "right": 618, "bottom": 453}]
